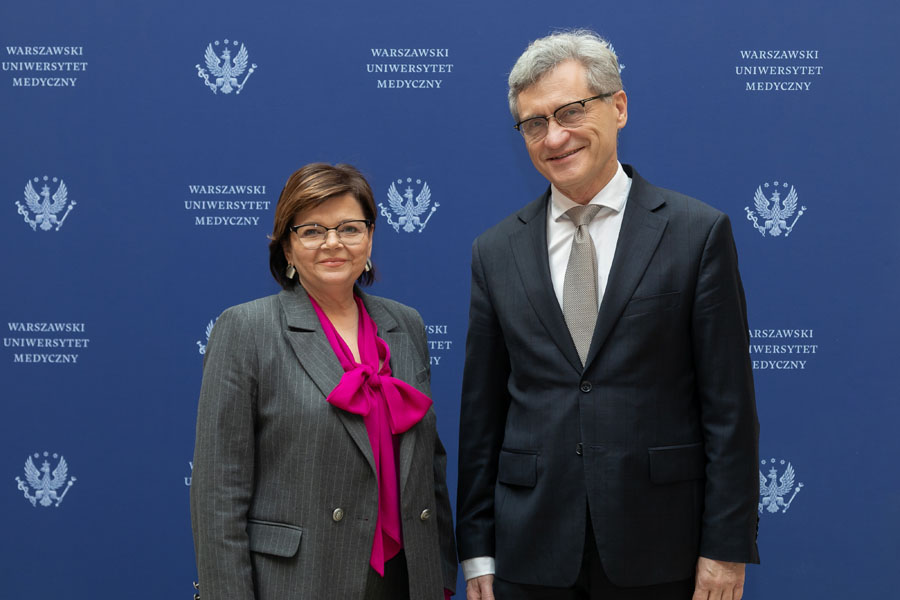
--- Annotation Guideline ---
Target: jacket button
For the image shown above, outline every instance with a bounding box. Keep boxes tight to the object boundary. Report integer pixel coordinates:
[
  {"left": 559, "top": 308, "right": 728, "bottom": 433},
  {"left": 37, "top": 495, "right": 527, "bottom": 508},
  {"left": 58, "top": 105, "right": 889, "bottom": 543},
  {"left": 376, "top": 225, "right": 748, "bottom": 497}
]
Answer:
[
  {"left": 580, "top": 381, "right": 592, "bottom": 393},
  {"left": 576, "top": 443, "right": 583, "bottom": 456},
  {"left": 332, "top": 508, "right": 344, "bottom": 522},
  {"left": 420, "top": 509, "right": 432, "bottom": 521}
]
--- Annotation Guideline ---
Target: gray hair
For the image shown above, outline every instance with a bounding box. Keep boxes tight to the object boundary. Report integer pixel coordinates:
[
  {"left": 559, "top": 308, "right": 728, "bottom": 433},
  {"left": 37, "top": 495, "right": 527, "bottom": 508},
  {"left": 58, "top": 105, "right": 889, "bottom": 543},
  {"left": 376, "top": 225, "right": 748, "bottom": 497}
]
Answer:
[{"left": 508, "top": 29, "right": 623, "bottom": 121}]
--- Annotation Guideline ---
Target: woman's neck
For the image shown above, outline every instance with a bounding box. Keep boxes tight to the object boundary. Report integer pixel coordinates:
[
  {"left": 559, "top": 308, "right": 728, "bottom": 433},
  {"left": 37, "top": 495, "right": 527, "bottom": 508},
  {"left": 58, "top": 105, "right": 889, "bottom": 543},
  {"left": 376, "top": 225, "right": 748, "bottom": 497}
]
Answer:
[
  {"left": 306, "top": 286, "right": 362, "bottom": 362},
  {"left": 305, "top": 286, "right": 357, "bottom": 318}
]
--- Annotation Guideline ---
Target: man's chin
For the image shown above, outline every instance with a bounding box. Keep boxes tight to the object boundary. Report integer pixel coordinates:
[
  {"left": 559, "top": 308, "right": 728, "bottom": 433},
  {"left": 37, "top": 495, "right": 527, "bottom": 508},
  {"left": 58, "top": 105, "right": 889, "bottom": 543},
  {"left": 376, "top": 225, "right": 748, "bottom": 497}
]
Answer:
[{"left": 544, "top": 169, "right": 584, "bottom": 192}]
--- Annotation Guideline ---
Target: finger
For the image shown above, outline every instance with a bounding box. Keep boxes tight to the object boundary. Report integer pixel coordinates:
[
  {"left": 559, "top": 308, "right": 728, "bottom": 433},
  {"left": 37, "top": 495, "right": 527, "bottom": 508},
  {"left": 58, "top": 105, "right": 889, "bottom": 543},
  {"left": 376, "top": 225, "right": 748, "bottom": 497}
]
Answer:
[
  {"left": 707, "top": 585, "right": 724, "bottom": 600},
  {"left": 720, "top": 576, "right": 745, "bottom": 600},
  {"left": 691, "top": 586, "right": 709, "bottom": 600},
  {"left": 480, "top": 577, "right": 495, "bottom": 600},
  {"left": 466, "top": 580, "right": 481, "bottom": 600}
]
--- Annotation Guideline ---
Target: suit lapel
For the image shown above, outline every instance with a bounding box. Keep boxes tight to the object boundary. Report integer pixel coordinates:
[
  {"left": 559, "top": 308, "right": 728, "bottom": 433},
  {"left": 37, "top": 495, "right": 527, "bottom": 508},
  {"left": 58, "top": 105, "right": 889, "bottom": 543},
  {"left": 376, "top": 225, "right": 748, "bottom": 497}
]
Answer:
[
  {"left": 584, "top": 168, "right": 668, "bottom": 367},
  {"left": 510, "top": 191, "right": 584, "bottom": 374},
  {"left": 360, "top": 291, "right": 419, "bottom": 493},
  {"left": 278, "top": 287, "right": 376, "bottom": 475}
]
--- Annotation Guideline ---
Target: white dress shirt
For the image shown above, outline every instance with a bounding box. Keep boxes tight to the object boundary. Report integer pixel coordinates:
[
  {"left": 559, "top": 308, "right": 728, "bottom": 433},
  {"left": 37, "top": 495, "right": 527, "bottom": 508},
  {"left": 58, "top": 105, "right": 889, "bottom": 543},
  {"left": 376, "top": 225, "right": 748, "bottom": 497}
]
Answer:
[
  {"left": 461, "top": 163, "right": 631, "bottom": 582},
  {"left": 547, "top": 162, "right": 630, "bottom": 311}
]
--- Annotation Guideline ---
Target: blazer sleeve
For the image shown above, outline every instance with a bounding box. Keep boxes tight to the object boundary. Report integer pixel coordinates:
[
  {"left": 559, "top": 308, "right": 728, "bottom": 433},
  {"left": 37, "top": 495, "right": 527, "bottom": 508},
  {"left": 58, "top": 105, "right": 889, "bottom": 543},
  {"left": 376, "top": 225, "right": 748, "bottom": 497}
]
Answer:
[
  {"left": 409, "top": 310, "right": 459, "bottom": 591},
  {"left": 434, "top": 426, "right": 458, "bottom": 591},
  {"left": 691, "top": 213, "right": 761, "bottom": 564},
  {"left": 456, "top": 237, "right": 513, "bottom": 561},
  {"left": 190, "top": 305, "right": 259, "bottom": 599}
]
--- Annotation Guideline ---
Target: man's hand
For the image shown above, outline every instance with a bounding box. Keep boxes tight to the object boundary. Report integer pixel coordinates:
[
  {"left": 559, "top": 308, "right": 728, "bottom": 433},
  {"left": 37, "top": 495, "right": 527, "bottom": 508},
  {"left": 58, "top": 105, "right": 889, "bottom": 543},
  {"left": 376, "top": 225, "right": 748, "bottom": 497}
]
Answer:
[
  {"left": 466, "top": 574, "right": 494, "bottom": 600},
  {"left": 692, "top": 557, "right": 746, "bottom": 600}
]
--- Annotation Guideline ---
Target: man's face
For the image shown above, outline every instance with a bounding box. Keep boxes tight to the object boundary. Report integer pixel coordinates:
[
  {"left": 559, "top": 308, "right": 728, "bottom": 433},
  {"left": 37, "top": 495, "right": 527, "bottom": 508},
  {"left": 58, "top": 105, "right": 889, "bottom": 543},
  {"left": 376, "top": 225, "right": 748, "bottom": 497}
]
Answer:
[{"left": 516, "top": 60, "right": 627, "bottom": 204}]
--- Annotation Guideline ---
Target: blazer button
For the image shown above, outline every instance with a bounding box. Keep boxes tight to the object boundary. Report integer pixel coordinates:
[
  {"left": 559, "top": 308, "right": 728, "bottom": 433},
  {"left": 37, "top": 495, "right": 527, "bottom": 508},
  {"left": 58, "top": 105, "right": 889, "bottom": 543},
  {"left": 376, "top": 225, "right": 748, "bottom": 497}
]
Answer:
[
  {"left": 419, "top": 509, "right": 432, "bottom": 521},
  {"left": 576, "top": 443, "right": 583, "bottom": 456},
  {"left": 580, "top": 381, "right": 592, "bottom": 393},
  {"left": 332, "top": 508, "right": 344, "bottom": 522}
]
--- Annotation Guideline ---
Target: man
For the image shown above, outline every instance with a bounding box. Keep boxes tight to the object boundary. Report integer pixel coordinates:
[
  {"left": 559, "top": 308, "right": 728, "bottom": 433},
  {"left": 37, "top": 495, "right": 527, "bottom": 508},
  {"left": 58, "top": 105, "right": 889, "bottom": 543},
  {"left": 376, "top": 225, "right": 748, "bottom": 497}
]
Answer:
[{"left": 456, "top": 30, "right": 759, "bottom": 600}]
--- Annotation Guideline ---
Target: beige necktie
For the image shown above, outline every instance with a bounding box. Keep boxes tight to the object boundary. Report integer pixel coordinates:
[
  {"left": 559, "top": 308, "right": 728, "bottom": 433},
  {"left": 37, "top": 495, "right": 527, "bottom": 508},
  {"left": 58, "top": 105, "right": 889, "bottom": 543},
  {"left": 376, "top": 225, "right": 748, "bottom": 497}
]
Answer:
[{"left": 562, "top": 204, "right": 602, "bottom": 366}]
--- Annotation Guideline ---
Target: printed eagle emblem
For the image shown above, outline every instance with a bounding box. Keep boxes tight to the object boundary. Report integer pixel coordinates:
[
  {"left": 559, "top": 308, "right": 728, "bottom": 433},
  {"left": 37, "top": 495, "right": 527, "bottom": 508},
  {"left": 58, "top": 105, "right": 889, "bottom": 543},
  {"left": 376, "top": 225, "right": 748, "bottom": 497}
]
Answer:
[
  {"left": 753, "top": 185, "right": 798, "bottom": 236},
  {"left": 24, "top": 180, "right": 68, "bottom": 231},
  {"left": 197, "top": 318, "right": 217, "bottom": 354},
  {"left": 387, "top": 181, "right": 432, "bottom": 233},
  {"left": 24, "top": 455, "right": 69, "bottom": 507},
  {"left": 759, "top": 463, "right": 795, "bottom": 513},
  {"left": 204, "top": 43, "right": 249, "bottom": 94}
]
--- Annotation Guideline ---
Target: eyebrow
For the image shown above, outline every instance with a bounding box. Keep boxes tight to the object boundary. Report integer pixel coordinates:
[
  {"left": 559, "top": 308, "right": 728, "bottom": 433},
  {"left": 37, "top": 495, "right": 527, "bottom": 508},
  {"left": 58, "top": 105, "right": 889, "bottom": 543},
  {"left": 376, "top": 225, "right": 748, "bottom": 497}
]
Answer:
[{"left": 520, "top": 98, "right": 579, "bottom": 120}]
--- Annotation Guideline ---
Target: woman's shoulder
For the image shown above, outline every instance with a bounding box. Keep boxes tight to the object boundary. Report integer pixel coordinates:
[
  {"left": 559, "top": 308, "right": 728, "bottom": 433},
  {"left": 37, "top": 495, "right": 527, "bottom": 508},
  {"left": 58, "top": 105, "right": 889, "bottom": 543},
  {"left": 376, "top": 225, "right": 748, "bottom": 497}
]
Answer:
[
  {"left": 362, "top": 292, "right": 424, "bottom": 326},
  {"left": 214, "top": 293, "right": 282, "bottom": 332}
]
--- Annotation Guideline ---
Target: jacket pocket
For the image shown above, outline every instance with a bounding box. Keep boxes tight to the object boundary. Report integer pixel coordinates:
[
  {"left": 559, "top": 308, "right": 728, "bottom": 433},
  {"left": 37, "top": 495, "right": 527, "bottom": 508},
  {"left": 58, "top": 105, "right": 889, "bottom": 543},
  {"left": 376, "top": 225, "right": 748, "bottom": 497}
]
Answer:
[
  {"left": 648, "top": 442, "right": 706, "bottom": 484},
  {"left": 247, "top": 519, "right": 303, "bottom": 557},
  {"left": 497, "top": 449, "right": 538, "bottom": 488},
  {"left": 621, "top": 291, "right": 681, "bottom": 318}
]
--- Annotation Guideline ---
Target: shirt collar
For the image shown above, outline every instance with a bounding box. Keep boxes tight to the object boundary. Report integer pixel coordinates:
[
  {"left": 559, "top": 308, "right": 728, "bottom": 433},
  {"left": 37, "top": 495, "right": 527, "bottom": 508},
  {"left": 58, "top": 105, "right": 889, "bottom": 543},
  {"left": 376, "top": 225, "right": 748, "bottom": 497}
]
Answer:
[{"left": 550, "top": 162, "right": 629, "bottom": 223}]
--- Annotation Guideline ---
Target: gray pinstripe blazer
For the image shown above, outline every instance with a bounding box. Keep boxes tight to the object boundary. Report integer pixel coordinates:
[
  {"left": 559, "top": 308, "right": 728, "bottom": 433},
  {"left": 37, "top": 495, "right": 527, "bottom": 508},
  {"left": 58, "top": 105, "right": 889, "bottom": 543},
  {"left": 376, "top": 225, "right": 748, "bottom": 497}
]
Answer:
[{"left": 190, "top": 286, "right": 456, "bottom": 599}]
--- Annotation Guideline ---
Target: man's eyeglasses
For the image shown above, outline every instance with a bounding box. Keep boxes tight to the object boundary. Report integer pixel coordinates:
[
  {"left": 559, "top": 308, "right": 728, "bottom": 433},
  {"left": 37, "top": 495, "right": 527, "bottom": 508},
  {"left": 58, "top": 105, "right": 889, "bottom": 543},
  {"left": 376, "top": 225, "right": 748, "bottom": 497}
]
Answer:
[
  {"left": 514, "top": 92, "right": 617, "bottom": 142},
  {"left": 289, "top": 219, "right": 372, "bottom": 248}
]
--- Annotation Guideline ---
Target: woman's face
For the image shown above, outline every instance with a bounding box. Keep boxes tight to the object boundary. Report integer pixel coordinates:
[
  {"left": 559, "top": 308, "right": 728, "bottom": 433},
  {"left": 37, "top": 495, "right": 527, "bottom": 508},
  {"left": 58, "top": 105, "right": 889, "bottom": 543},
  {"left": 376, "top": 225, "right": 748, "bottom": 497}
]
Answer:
[{"left": 283, "top": 193, "right": 372, "bottom": 298}]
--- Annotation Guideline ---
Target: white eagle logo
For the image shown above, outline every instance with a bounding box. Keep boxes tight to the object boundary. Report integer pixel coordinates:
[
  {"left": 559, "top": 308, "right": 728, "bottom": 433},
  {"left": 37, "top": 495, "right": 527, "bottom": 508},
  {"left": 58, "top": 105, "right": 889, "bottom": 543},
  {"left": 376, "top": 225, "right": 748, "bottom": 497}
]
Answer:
[
  {"left": 195, "top": 40, "right": 257, "bottom": 95},
  {"left": 753, "top": 185, "right": 797, "bottom": 236},
  {"left": 16, "top": 178, "right": 76, "bottom": 231},
  {"left": 607, "top": 43, "right": 625, "bottom": 73},
  {"left": 197, "top": 319, "right": 216, "bottom": 354},
  {"left": 15, "top": 453, "right": 77, "bottom": 508},
  {"left": 745, "top": 182, "right": 807, "bottom": 237},
  {"left": 758, "top": 461, "right": 804, "bottom": 514},
  {"left": 379, "top": 179, "right": 440, "bottom": 233}
]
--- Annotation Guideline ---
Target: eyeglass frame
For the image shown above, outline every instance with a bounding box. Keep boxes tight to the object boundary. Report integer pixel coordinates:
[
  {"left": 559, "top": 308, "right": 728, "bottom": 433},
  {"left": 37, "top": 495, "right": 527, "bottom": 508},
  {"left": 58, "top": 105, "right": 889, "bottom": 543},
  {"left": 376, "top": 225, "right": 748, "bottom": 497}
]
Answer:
[
  {"left": 513, "top": 92, "right": 618, "bottom": 141},
  {"left": 288, "top": 219, "right": 373, "bottom": 247}
]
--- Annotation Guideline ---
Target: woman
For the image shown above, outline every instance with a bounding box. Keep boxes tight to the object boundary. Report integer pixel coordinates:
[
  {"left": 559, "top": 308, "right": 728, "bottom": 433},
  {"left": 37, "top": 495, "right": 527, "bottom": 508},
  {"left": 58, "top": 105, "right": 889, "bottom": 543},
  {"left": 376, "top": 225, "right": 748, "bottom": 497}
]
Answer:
[{"left": 190, "top": 163, "right": 457, "bottom": 599}]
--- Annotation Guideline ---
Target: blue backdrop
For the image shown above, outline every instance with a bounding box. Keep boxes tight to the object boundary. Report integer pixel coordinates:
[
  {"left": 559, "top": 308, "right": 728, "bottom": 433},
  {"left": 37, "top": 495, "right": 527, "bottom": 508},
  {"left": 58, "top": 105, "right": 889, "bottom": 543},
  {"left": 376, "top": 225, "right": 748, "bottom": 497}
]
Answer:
[{"left": 2, "top": 0, "right": 899, "bottom": 597}]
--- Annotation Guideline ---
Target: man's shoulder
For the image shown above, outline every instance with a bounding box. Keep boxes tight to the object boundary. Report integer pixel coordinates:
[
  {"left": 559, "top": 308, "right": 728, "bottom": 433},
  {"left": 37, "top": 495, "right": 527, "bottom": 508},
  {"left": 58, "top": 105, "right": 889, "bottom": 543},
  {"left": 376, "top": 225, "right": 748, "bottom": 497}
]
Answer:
[
  {"left": 473, "top": 188, "right": 548, "bottom": 248},
  {"left": 628, "top": 166, "right": 725, "bottom": 224}
]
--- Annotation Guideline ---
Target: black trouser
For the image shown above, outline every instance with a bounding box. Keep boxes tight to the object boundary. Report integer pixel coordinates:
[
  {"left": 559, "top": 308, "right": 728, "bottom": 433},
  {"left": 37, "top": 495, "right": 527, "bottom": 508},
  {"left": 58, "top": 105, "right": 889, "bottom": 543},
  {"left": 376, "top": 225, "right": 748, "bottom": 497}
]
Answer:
[
  {"left": 494, "top": 513, "right": 695, "bottom": 600},
  {"left": 363, "top": 550, "right": 410, "bottom": 600}
]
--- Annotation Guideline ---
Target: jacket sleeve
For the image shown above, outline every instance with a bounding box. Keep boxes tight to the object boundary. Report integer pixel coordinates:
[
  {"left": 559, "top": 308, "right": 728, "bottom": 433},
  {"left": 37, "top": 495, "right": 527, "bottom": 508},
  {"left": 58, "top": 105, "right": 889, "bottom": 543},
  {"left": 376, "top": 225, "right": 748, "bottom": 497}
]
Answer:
[
  {"left": 691, "top": 213, "right": 761, "bottom": 564},
  {"left": 190, "top": 306, "right": 259, "bottom": 598},
  {"left": 456, "top": 238, "right": 512, "bottom": 561},
  {"left": 434, "top": 431, "right": 458, "bottom": 592},
  {"left": 413, "top": 311, "right": 459, "bottom": 592}
]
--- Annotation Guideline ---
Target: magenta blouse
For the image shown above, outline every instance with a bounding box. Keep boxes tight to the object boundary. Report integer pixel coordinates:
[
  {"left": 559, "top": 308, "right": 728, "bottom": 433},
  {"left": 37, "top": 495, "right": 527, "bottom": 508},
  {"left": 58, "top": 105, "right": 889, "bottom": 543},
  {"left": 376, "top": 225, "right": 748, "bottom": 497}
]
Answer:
[{"left": 310, "top": 296, "right": 445, "bottom": 588}]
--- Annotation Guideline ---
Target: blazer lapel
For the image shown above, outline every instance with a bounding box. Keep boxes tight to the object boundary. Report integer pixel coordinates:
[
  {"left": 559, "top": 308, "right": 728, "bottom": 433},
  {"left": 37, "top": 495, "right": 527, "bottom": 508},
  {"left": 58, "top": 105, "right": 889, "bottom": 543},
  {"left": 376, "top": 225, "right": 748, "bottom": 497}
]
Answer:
[
  {"left": 278, "top": 287, "right": 376, "bottom": 475},
  {"left": 359, "top": 291, "right": 419, "bottom": 493},
  {"left": 584, "top": 168, "right": 668, "bottom": 367},
  {"left": 510, "top": 191, "right": 584, "bottom": 374}
]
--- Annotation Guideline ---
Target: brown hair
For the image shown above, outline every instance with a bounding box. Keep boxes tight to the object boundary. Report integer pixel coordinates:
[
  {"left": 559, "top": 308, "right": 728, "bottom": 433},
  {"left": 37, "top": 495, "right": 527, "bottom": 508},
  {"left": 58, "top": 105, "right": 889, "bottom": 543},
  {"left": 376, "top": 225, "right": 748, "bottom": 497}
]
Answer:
[{"left": 268, "top": 163, "right": 377, "bottom": 289}]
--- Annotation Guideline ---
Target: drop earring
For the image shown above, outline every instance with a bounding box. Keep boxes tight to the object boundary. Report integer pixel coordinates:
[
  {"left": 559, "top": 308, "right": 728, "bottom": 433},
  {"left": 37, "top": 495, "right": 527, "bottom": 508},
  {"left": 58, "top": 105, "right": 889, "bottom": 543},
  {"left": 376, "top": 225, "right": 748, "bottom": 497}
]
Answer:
[{"left": 285, "top": 264, "right": 297, "bottom": 279}]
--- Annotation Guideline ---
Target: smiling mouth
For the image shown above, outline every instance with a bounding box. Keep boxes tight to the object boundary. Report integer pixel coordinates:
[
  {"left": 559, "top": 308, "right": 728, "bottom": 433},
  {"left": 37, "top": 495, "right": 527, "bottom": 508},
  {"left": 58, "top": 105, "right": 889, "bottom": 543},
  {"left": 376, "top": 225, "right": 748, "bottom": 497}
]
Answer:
[{"left": 548, "top": 147, "right": 583, "bottom": 161}]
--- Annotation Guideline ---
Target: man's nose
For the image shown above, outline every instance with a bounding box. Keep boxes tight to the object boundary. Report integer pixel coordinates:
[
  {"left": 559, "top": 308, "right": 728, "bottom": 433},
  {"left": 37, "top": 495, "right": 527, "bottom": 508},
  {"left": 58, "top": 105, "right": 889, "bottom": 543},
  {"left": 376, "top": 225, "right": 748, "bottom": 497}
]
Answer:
[{"left": 543, "top": 119, "right": 570, "bottom": 146}]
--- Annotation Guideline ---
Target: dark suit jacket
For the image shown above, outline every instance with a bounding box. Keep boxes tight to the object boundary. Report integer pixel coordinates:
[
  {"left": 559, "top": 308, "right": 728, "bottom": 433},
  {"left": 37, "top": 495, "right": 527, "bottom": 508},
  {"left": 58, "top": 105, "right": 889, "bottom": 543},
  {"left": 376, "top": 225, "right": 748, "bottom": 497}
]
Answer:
[
  {"left": 191, "top": 286, "right": 457, "bottom": 599},
  {"left": 456, "top": 165, "right": 759, "bottom": 587}
]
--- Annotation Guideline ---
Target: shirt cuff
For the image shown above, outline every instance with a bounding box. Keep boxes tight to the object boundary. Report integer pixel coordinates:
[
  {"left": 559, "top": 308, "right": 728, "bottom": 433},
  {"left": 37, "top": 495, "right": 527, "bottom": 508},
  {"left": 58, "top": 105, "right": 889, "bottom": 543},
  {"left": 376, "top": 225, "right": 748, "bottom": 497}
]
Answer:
[{"left": 461, "top": 556, "right": 496, "bottom": 581}]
